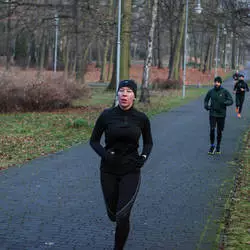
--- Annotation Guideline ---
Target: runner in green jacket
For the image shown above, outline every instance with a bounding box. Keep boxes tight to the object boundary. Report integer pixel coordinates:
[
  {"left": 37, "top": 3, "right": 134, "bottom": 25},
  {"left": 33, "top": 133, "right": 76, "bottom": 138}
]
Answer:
[{"left": 204, "top": 76, "right": 233, "bottom": 154}]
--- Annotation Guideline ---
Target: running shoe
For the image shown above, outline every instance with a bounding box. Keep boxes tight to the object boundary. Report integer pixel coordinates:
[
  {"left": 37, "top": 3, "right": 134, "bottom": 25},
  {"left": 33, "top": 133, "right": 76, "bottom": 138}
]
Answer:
[
  {"left": 208, "top": 145, "right": 215, "bottom": 155},
  {"left": 215, "top": 145, "right": 221, "bottom": 154}
]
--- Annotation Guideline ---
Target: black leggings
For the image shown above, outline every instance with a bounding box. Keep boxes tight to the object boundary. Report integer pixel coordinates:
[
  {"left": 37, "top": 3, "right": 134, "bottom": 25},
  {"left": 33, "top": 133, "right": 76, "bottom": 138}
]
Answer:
[
  {"left": 235, "top": 93, "right": 245, "bottom": 114},
  {"left": 100, "top": 170, "right": 141, "bottom": 250},
  {"left": 209, "top": 116, "right": 225, "bottom": 146}
]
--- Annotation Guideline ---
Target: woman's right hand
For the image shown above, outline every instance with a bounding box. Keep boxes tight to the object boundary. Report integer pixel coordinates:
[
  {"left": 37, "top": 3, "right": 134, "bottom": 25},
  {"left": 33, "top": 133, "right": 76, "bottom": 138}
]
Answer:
[
  {"left": 136, "top": 155, "right": 147, "bottom": 168},
  {"left": 104, "top": 149, "right": 115, "bottom": 162}
]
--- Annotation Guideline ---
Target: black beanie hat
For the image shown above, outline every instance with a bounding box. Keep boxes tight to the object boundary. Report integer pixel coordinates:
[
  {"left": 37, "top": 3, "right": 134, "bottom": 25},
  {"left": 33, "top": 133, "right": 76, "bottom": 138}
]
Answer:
[
  {"left": 214, "top": 76, "right": 222, "bottom": 83},
  {"left": 118, "top": 79, "right": 137, "bottom": 97},
  {"left": 239, "top": 73, "right": 244, "bottom": 78}
]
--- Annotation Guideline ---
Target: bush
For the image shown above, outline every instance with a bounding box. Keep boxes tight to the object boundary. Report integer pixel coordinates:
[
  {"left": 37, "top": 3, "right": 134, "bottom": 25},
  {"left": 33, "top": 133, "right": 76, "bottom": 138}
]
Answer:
[
  {"left": 66, "top": 118, "right": 89, "bottom": 129},
  {"left": 152, "top": 78, "right": 182, "bottom": 90},
  {"left": 0, "top": 71, "right": 90, "bottom": 113}
]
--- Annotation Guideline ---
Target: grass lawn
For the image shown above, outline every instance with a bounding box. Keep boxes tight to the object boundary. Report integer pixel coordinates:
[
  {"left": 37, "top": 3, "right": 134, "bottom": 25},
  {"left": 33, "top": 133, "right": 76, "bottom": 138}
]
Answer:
[
  {"left": 219, "top": 129, "right": 250, "bottom": 250},
  {"left": 0, "top": 87, "right": 207, "bottom": 169}
]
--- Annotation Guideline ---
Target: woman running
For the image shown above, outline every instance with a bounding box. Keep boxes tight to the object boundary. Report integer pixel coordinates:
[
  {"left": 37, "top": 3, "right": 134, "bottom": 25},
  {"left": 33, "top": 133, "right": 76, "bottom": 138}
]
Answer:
[{"left": 90, "top": 79, "right": 153, "bottom": 250}]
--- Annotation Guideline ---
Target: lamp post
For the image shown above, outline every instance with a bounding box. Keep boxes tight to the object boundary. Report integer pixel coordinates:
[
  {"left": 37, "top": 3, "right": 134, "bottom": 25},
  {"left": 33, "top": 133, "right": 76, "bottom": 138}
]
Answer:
[
  {"left": 115, "top": 0, "right": 122, "bottom": 106},
  {"left": 214, "top": 24, "right": 220, "bottom": 77},
  {"left": 54, "top": 12, "right": 59, "bottom": 73},
  {"left": 182, "top": 0, "right": 202, "bottom": 98},
  {"left": 223, "top": 27, "right": 227, "bottom": 72}
]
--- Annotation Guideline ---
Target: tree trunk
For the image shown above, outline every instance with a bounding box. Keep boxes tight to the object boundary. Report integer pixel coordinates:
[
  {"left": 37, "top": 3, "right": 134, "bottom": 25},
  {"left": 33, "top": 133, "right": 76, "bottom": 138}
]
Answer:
[
  {"left": 80, "top": 44, "right": 92, "bottom": 84},
  {"left": 72, "top": 52, "right": 77, "bottom": 76},
  {"left": 209, "top": 33, "right": 216, "bottom": 72},
  {"left": 192, "top": 32, "right": 198, "bottom": 68},
  {"left": 157, "top": 1, "right": 163, "bottom": 69},
  {"left": 222, "top": 34, "right": 226, "bottom": 69},
  {"left": 100, "top": 0, "right": 113, "bottom": 82},
  {"left": 168, "top": 25, "right": 174, "bottom": 79},
  {"left": 108, "top": 44, "right": 117, "bottom": 90},
  {"left": 107, "top": 0, "right": 132, "bottom": 90},
  {"left": 100, "top": 40, "right": 109, "bottom": 81},
  {"left": 96, "top": 39, "right": 102, "bottom": 68},
  {"left": 139, "top": 0, "right": 158, "bottom": 103},
  {"left": 231, "top": 31, "right": 236, "bottom": 70},
  {"left": 202, "top": 37, "right": 211, "bottom": 73},
  {"left": 120, "top": 0, "right": 132, "bottom": 80},
  {"left": 168, "top": 4, "right": 184, "bottom": 80},
  {"left": 26, "top": 40, "right": 32, "bottom": 70},
  {"left": 5, "top": 0, "right": 12, "bottom": 70},
  {"left": 132, "top": 43, "right": 137, "bottom": 59},
  {"left": 173, "top": 5, "right": 185, "bottom": 81},
  {"left": 231, "top": 12, "right": 236, "bottom": 70},
  {"left": 39, "top": 30, "right": 46, "bottom": 73},
  {"left": 107, "top": 0, "right": 118, "bottom": 90},
  {"left": 199, "top": 33, "right": 205, "bottom": 72},
  {"left": 107, "top": 44, "right": 114, "bottom": 81},
  {"left": 152, "top": 48, "right": 157, "bottom": 67},
  {"left": 168, "top": 4, "right": 185, "bottom": 80},
  {"left": 74, "top": 0, "right": 81, "bottom": 80},
  {"left": 63, "top": 36, "right": 70, "bottom": 80}
]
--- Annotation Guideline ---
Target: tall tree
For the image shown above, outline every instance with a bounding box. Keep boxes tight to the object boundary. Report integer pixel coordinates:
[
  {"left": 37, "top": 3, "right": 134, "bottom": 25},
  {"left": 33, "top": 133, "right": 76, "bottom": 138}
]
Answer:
[
  {"left": 167, "top": 3, "right": 184, "bottom": 80},
  {"left": 100, "top": 0, "right": 113, "bottom": 82},
  {"left": 140, "top": 0, "right": 158, "bottom": 103},
  {"left": 172, "top": 3, "right": 184, "bottom": 81},
  {"left": 107, "top": 0, "right": 132, "bottom": 91},
  {"left": 120, "top": 0, "right": 132, "bottom": 80},
  {"left": 73, "top": 0, "right": 81, "bottom": 80},
  {"left": 156, "top": 0, "right": 163, "bottom": 69},
  {"left": 5, "top": 0, "right": 12, "bottom": 70}
]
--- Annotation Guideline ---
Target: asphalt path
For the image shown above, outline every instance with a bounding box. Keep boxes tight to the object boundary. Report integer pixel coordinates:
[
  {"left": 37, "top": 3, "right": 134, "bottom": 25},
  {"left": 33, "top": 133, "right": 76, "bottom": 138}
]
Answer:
[{"left": 1, "top": 67, "right": 250, "bottom": 250}]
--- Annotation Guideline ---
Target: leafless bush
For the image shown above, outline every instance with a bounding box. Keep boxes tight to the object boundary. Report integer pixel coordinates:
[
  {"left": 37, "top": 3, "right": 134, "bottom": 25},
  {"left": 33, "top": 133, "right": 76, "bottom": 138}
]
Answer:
[
  {"left": 152, "top": 78, "right": 182, "bottom": 90},
  {"left": 0, "top": 72, "right": 90, "bottom": 113}
]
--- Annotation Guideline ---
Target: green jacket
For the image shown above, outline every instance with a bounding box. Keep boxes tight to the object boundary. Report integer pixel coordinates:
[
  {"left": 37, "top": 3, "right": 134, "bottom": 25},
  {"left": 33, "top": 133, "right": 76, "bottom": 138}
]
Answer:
[{"left": 204, "top": 87, "right": 233, "bottom": 117}]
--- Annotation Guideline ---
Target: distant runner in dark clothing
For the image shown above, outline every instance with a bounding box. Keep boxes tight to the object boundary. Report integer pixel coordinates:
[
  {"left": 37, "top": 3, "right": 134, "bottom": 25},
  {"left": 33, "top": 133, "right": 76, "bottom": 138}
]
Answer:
[
  {"left": 233, "top": 73, "right": 249, "bottom": 118},
  {"left": 233, "top": 70, "right": 239, "bottom": 89},
  {"left": 232, "top": 70, "right": 239, "bottom": 82},
  {"left": 204, "top": 76, "right": 233, "bottom": 155},
  {"left": 90, "top": 79, "right": 153, "bottom": 250}
]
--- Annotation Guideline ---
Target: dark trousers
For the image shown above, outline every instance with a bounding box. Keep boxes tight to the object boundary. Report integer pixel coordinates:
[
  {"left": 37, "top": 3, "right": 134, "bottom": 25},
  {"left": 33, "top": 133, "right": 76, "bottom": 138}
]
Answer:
[
  {"left": 235, "top": 93, "right": 245, "bottom": 114},
  {"left": 209, "top": 116, "right": 225, "bottom": 146},
  {"left": 100, "top": 170, "right": 141, "bottom": 250}
]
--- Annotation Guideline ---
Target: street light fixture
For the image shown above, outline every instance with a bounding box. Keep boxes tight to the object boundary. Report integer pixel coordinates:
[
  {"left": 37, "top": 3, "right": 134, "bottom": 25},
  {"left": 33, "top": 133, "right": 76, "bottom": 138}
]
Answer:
[
  {"left": 182, "top": 0, "right": 203, "bottom": 98},
  {"left": 194, "top": 0, "right": 203, "bottom": 14}
]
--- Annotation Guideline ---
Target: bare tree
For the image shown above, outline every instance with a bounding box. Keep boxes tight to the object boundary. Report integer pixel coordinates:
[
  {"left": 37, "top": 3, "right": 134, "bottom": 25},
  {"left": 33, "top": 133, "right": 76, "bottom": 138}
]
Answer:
[
  {"left": 139, "top": 0, "right": 158, "bottom": 103},
  {"left": 1, "top": 0, "right": 250, "bottom": 85},
  {"left": 100, "top": 0, "right": 113, "bottom": 82},
  {"left": 120, "top": 0, "right": 132, "bottom": 80},
  {"left": 5, "top": 0, "right": 12, "bottom": 70}
]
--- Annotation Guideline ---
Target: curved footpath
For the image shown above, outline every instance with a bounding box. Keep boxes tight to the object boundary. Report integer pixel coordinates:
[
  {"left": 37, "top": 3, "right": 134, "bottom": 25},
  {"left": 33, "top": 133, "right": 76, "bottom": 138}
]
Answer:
[{"left": 1, "top": 68, "right": 250, "bottom": 250}]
